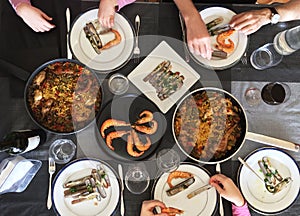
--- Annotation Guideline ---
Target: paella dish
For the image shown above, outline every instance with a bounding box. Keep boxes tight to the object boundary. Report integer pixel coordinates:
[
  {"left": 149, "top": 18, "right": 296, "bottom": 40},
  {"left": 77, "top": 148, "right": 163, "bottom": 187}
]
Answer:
[
  {"left": 27, "top": 61, "right": 101, "bottom": 133},
  {"left": 174, "top": 90, "right": 242, "bottom": 161}
]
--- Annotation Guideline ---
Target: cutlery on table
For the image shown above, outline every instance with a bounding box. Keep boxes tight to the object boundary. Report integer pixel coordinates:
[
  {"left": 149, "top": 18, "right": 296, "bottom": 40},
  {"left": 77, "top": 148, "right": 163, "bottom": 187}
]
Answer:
[
  {"left": 238, "top": 157, "right": 265, "bottom": 183},
  {"left": 133, "top": 15, "right": 141, "bottom": 63},
  {"left": 66, "top": 8, "right": 72, "bottom": 59},
  {"left": 118, "top": 164, "right": 125, "bottom": 216},
  {"left": 216, "top": 163, "right": 224, "bottom": 216},
  {"left": 179, "top": 13, "right": 190, "bottom": 62},
  {"left": 47, "top": 157, "right": 56, "bottom": 210}
]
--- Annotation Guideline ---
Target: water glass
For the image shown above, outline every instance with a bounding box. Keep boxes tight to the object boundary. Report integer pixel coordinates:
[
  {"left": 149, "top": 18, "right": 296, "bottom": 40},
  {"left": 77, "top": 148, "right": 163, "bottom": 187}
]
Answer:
[
  {"left": 250, "top": 43, "right": 283, "bottom": 70},
  {"left": 261, "top": 82, "right": 291, "bottom": 105},
  {"left": 108, "top": 73, "right": 129, "bottom": 95},
  {"left": 125, "top": 163, "right": 150, "bottom": 194},
  {"left": 156, "top": 149, "right": 180, "bottom": 173},
  {"left": 49, "top": 139, "right": 76, "bottom": 164},
  {"left": 244, "top": 87, "right": 261, "bottom": 106}
]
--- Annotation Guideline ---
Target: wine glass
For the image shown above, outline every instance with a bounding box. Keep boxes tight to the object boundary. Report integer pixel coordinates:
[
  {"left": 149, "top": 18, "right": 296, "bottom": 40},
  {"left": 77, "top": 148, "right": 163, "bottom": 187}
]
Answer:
[
  {"left": 244, "top": 87, "right": 261, "bottom": 106},
  {"left": 124, "top": 162, "right": 150, "bottom": 194},
  {"left": 156, "top": 148, "right": 180, "bottom": 176},
  {"left": 49, "top": 139, "right": 76, "bottom": 164},
  {"left": 261, "top": 82, "right": 291, "bottom": 105}
]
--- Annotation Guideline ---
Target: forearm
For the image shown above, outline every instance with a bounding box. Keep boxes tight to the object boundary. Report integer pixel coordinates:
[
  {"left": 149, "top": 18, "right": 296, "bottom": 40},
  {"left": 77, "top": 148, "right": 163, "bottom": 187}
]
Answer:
[
  {"left": 9, "top": 0, "right": 31, "bottom": 11},
  {"left": 173, "top": 0, "right": 200, "bottom": 23},
  {"left": 276, "top": 0, "right": 300, "bottom": 22}
]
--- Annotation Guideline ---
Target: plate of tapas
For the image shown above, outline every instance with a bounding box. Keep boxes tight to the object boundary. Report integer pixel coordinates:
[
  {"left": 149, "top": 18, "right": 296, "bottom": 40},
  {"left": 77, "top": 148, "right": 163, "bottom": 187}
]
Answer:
[
  {"left": 238, "top": 148, "right": 300, "bottom": 215},
  {"left": 128, "top": 41, "right": 200, "bottom": 114},
  {"left": 152, "top": 162, "right": 217, "bottom": 216},
  {"left": 188, "top": 7, "right": 248, "bottom": 70},
  {"left": 52, "top": 158, "right": 120, "bottom": 216},
  {"left": 97, "top": 94, "right": 167, "bottom": 160},
  {"left": 70, "top": 9, "right": 134, "bottom": 72}
]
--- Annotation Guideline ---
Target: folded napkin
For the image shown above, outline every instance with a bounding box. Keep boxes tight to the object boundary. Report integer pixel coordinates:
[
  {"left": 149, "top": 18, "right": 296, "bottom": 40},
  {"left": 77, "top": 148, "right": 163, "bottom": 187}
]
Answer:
[{"left": 231, "top": 81, "right": 300, "bottom": 160}]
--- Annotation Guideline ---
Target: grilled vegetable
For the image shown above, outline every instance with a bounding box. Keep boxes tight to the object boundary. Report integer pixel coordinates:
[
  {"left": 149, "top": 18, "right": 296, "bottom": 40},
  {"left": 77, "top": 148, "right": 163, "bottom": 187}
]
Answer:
[{"left": 206, "top": 17, "right": 224, "bottom": 30}]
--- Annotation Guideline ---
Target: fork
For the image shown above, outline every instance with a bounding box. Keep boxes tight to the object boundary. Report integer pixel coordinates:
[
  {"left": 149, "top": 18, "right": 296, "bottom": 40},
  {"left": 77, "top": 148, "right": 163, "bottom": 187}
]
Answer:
[
  {"left": 241, "top": 52, "right": 247, "bottom": 65},
  {"left": 216, "top": 163, "right": 224, "bottom": 216},
  {"left": 47, "top": 157, "right": 56, "bottom": 210},
  {"left": 133, "top": 15, "right": 141, "bottom": 63}
]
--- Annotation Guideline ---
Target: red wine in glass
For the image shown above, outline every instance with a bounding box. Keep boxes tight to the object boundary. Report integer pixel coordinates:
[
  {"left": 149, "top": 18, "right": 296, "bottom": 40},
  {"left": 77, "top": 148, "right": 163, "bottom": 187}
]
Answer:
[{"left": 261, "top": 82, "right": 290, "bottom": 105}]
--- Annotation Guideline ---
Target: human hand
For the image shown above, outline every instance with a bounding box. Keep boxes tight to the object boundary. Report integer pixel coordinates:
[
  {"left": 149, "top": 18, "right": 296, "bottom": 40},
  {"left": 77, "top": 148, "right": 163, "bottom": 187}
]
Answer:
[
  {"left": 229, "top": 8, "right": 271, "bottom": 35},
  {"left": 185, "top": 12, "right": 212, "bottom": 59},
  {"left": 209, "top": 174, "right": 245, "bottom": 207},
  {"left": 140, "top": 200, "right": 169, "bottom": 216},
  {"left": 98, "top": 0, "right": 117, "bottom": 28},
  {"left": 16, "top": 3, "right": 55, "bottom": 32}
]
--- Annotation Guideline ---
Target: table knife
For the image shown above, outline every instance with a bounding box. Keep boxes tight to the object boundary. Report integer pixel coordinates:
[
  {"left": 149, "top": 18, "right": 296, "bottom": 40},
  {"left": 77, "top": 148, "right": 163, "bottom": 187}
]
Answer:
[
  {"left": 187, "top": 184, "right": 212, "bottom": 199},
  {"left": 216, "top": 163, "right": 224, "bottom": 216},
  {"left": 66, "top": 8, "right": 72, "bottom": 59},
  {"left": 118, "top": 164, "right": 125, "bottom": 216}
]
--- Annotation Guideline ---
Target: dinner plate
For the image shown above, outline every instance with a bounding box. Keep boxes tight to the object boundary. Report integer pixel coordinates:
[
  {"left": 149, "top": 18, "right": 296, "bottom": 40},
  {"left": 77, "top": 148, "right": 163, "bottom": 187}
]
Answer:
[
  {"left": 152, "top": 162, "right": 217, "bottom": 216},
  {"left": 70, "top": 9, "right": 134, "bottom": 72},
  {"left": 128, "top": 41, "right": 200, "bottom": 114},
  {"left": 52, "top": 158, "right": 120, "bottom": 216},
  {"left": 189, "top": 7, "right": 248, "bottom": 70},
  {"left": 97, "top": 94, "right": 167, "bottom": 161},
  {"left": 238, "top": 147, "right": 300, "bottom": 215}
]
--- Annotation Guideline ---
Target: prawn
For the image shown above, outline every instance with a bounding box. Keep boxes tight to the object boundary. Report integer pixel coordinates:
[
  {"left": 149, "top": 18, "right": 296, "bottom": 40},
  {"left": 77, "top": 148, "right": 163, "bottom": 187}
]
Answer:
[
  {"left": 132, "top": 120, "right": 158, "bottom": 135},
  {"left": 216, "top": 29, "right": 235, "bottom": 54},
  {"left": 135, "top": 110, "right": 153, "bottom": 125},
  {"left": 105, "top": 130, "right": 128, "bottom": 150},
  {"left": 167, "top": 171, "right": 193, "bottom": 188},
  {"left": 100, "top": 29, "right": 121, "bottom": 51},
  {"left": 131, "top": 130, "right": 151, "bottom": 152},
  {"left": 161, "top": 207, "right": 184, "bottom": 215},
  {"left": 100, "top": 119, "right": 130, "bottom": 138},
  {"left": 126, "top": 131, "right": 144, "bottom": 157}
]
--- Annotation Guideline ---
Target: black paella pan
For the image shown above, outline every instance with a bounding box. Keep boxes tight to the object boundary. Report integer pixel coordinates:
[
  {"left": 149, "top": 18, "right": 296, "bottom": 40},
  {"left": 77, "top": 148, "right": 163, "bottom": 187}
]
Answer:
[
  {"left": 172, "top": 87, "right": 299, "bottom": 165},
  {"left": 24, "top": 58, "right": 102, "bottom": 134}
]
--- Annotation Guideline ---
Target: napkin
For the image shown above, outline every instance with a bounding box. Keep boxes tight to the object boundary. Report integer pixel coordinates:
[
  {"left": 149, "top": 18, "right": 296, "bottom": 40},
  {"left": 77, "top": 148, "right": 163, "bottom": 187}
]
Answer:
[{"left": 231, "top": 81, "right": 300, "bottom": 160}]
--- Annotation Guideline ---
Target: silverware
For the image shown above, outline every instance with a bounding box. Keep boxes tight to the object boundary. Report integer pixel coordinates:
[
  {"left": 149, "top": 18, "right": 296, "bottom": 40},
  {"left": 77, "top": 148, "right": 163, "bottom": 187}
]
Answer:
[
  {"left": 47, "top": 157, "right": 56, "bottom": 210},
  {"left": 167, "top": 177, "right": 195, "bottom": 196},
  {"left": 216, "top": 163, "right": 224, "bottom": 216},
  {"left": 241, "top": 52, "right": 248, "bottom": 65},
  {"left": 118, "top": 164, "right": 125, "bottom": 216},
  {"left": 66, "top": 8, "right": 72, "bottom": 59},
  {"left": 133, "top": 15, "right": 141, "bottom": 63},
  {"left": 238, "top": 157, "right": 265, "bottom": 183},
  {"left": 187, "top": 183, "right": 212, "bottom": 199},
  {"left": 179, "top": 13, "right": 190, "bottom": 62}
]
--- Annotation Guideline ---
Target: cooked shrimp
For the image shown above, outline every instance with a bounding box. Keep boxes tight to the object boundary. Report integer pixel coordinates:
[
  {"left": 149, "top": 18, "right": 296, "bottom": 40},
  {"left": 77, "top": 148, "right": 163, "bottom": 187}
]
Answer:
[
  {"left": 135, "top": 110, "right": 153, "bottom": 125},
  {"left": 100, "top": 29, "right": 121, "bottom": 51},
  {"left": 100, "top": 119, "right": 130, "bottom": 138},
  {"left": 133, "top": 120, "right": 158, "bottom": 135},
  {"left": 216, "top": 29, "right": 235, "bottom": 54},
  {"left": 167, "top": 171, "right": 193, "bottom": 188},
  {"left": 161, "top": 207, "right": 184, "bottom": 215},
  {"left": 131, "top": 130, "right": 151, "bottom": 152},
  {"left": 126, "top": 131, "right": 144, "bottom": 157},
  {"left": 105, "top": 130, "right": 128, "bottom": 150}
]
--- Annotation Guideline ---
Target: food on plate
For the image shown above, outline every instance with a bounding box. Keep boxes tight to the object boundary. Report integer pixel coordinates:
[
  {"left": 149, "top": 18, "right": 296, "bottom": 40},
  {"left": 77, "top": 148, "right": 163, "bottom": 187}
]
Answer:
[
  {"left": 166, "top": 176, "right": 195, "bottom": 196},
  {"left": 63, "top": 164, "right": 110, "bottom": 205},
  {"left": 212, "top": 50, "right": 227, "bottom": 59},
  {"left": 100, "top": 110, "right": 158, "bottom": 157},
  {"left": 143, "top": 60, "right": 185, "bottom": 101},
  {"left": 215, "top": 29, "right": 235, "bottom": 54},
  {"left": 209, "top": 24, "right": 232, "bottom": 36},
  {"left": 206, "top": 17, "right": 224, "bottom": 31},
  {"left": 174, "top": 90, "right": 242, "bottom": 161},
  {"left": 187, "top": 184, "right": 212, "bottom": 199},
  {"left": 167, "top": 171, "right": 193, "bottom": 188},
  {"left": 161, "top": 207, "right": 184, "bottom": 215},
  {"left": 84, "top": 20, "right": 121, "bottom": 54},
  {"left": 27, "top": 61, "right": 101, "bottom": 133},
  {"left": 258, "top": 156, "right": 292, "bottom": 193}
]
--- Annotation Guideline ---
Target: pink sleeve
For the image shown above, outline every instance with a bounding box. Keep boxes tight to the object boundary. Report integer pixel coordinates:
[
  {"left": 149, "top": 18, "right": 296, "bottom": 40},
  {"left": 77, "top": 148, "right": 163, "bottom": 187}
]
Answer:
[
  {"left": 117, "top": 0, "right": 136, "bottom": 10},
  {"left": 232, "top": 202, "right": 251, "bottom": 216},
  {"left": 9, "top": 0, "right": 31, "bottom": 11}
]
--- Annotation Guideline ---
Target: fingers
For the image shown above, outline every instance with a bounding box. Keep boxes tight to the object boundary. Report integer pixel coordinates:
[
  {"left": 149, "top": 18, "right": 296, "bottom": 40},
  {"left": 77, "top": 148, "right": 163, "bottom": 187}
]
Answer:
[
  {"left": 99, "top": 15, "right": 115, "bottom": 28},
  {"left": 188, "top": 40, "right": 212, "bottom": 60}
]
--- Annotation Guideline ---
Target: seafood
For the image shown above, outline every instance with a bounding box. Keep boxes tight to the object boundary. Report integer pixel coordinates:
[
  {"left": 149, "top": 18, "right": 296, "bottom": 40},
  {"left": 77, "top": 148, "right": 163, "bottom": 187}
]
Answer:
[
  {"left": 100, "top": 29, "right": 122, "bottom": 51},
  {"left": 131, "top": 129, "right": 151, "bottom": 151},
  {"left": 216, "top": 29, "right": 235, "bottom": 54},
  {"left": 143, "top": 60, "right": 185, "bottom": 101},
  {"left": 100, "top": 119, "right": 130, "bottom": 138},
  {"left": 105, "top": 130, "right": 129, "bottom": 150},
  {"left": 209, "top": 24, "right": 232, "bottom": 36},
  {"left": 84, "top": 22, "right": 102, "bottom": 54},
  {"left": 166, "top": 177, "right": 195, "bottom": 196},
  {"left": 161, "top": 207, "right": 184, "bottom": 215},
  {"left": 133, "top": 120, "right": 158, "bottom": 135},
  {"left": 126, "top": 131, "right": 144, "bottom": 157},
  {"left": 167, "top": 171, "right": 193, "bottom": 188},
  {"left": 135, "top": 110, "right": 153, "bottom": 125},
  {"left": 206, "top": 17, "right": 224, "bottom": 30}
]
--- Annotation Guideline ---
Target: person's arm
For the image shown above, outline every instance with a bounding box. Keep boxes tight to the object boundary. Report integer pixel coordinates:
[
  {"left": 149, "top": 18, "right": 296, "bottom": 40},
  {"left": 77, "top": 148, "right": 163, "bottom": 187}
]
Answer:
[
  {"left": 98, "top": 0, "right": 135, "bottom": 28},
  {"left": 230, "top": 0, "right": 300, "bottom": 35},
  {"left": 9, "top": 0, "right": 30, "bottom": 10},
  {"left": 173, "top": 0, "right": 212, "bottom": 59}
]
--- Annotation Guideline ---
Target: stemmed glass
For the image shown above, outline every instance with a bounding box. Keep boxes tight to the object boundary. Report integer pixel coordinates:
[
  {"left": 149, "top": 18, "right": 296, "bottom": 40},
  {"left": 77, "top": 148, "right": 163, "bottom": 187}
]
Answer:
[
  {"left": 49, "top": 139, "right": 76, "bottom": 164},
  {"left": 155, "top": 148, "right": 181, "bottom": 178}
]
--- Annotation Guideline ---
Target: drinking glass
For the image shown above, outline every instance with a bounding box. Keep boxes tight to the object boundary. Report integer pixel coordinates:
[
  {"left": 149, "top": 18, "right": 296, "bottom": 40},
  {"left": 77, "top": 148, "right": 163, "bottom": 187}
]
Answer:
[
  {"left": 244, "top": 87, "right": 261, "bottom": 106},
  {"left": 250, "top": 43, "right": 283, "bottom": 70},
  {"left": 156, "top": 149, "right": 180, "bottom": 174},
  {"left": 49, "top": 139, "right": 76, "bottom": 164},
  {"left": 261, "top": 82, "right": 291, "bottom": 105},
  {"left": 125, "top": 163, "right": 150, "bottom": 194},
  {"left": 108, "top": 73, "right": 129, "bottom": 95}
]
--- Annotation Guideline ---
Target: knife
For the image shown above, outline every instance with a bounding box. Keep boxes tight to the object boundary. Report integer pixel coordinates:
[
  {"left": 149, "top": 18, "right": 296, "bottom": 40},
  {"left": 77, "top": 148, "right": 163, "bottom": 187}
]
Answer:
[
  {"left": 66, "top": 8, "right": 72, "bottom": 59},
  {"left": 187, "top": 184, "right": 212, "bottom": 199},
  {"left": 118, "top": 164, "right": 125, "bottom": 216}
]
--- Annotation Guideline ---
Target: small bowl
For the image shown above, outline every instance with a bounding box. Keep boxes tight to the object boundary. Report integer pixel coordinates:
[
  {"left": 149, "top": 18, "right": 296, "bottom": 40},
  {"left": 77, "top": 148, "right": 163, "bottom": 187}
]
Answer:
[{"left": 108, "top": 73, "right": 129, "bottom": 95}]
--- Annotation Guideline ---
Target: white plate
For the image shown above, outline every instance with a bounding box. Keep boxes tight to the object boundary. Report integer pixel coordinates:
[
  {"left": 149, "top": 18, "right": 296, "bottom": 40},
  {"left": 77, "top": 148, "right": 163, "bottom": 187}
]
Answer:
[
  {"left": 52, "top": 158, "right": 120, "bottom": 216},
  {"left": 153, "top": 163, "right": 217, "bottom": 216},
  {"left": 70, "top": 9, "right": 134, "bottom": 72},
  {"left": 190, "top": 7, "right": 248, "bottom": 70},
  {"left": 128, "top": 41, "right": 200, "bottom": 114},
  {"left": 238, "top": 148, "right": 300, "bottom": 215}
]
